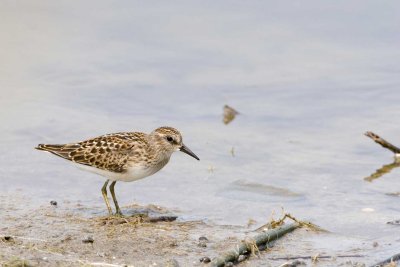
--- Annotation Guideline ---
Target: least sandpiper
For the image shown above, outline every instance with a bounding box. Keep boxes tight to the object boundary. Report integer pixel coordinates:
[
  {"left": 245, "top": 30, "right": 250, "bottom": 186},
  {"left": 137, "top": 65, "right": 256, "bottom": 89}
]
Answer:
[{"left": 36, "top": 126, "right": 200, "bottom": 215}]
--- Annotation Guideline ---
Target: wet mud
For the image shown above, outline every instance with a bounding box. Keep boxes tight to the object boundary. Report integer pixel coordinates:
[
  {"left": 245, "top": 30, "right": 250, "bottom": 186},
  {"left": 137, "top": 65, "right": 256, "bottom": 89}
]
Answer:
[{"left": 1, "top": 194, "right": 390, "bottom": 267}]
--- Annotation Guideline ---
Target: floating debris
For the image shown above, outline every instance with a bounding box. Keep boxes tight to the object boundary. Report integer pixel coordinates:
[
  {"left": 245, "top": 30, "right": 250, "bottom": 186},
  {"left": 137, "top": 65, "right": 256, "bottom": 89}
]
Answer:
[
  {"left": 223, "top": 105, "right": 239, "bottom": 125},
  {"left": 230, "top": 147, "right": 235, "bottom": 157}
]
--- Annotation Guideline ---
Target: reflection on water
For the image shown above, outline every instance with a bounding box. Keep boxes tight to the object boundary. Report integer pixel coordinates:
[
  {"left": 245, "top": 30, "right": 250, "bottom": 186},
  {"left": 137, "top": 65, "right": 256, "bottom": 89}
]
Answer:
[
  {"left": 364, "top": 131, "right": 400, "bottom": 181},
  {"left": 364, "top": 158, "right": 400, "bottom": 182}
]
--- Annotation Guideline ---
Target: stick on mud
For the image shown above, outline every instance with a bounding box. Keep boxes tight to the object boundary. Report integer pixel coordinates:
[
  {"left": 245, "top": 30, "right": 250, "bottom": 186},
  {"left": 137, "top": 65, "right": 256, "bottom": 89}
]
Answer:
[{"left": 210, "top": 223, "right": 300, "bottom": 267}]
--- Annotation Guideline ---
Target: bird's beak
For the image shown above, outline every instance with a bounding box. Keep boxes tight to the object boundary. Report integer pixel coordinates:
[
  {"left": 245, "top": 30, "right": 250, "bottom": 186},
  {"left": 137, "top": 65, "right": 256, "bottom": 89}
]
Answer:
[{"left": 180, "top": 144, "right": 200, "bottom": 160}]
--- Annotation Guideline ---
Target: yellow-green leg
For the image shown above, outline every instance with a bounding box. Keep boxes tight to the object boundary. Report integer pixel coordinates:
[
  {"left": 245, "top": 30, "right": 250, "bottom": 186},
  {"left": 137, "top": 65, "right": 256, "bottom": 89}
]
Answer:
[
  {"left": 109, "top": 181, "right": 122, "bottom": 216},
  {"left": 101, "top": 180, "right": 112, "bottom": 215}
]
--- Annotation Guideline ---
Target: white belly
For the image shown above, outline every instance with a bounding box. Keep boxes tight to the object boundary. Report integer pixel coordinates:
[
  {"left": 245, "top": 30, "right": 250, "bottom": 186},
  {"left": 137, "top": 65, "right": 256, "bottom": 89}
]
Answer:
[{"left": 74, "top": 163, "right": 166, "bottom": 182}]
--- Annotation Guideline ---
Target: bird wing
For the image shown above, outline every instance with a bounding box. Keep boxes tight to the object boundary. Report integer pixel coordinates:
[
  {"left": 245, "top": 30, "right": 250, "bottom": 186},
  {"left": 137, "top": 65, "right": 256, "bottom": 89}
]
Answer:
[{"left": 36, "top": 132, "right": 147, "bottom": 173}]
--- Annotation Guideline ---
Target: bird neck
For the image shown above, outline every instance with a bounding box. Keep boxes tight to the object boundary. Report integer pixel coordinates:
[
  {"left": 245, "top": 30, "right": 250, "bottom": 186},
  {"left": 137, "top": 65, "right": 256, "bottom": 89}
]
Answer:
[{"left": 148, "top": 134, "right": 173, "bottom": 162}]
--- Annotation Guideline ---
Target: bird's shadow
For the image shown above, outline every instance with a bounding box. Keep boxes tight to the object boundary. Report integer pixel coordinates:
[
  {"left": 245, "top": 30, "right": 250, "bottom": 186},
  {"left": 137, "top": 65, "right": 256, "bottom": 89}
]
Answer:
[{"left": 364, "top": 158, "right": 400, "bottom": 182}]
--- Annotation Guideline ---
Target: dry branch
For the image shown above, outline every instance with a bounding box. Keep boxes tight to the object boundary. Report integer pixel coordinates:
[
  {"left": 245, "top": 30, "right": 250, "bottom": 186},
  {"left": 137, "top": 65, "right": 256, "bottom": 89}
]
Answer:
[
  {"left": 365, "top": 131, "right": 400, "bottom": 155},
  {"left": 210, "top": 222, "right": 300, "bottom": 267}
]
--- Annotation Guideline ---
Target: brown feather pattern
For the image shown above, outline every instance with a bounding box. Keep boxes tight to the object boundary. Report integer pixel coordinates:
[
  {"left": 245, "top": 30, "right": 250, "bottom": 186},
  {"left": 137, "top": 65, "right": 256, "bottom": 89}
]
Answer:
[{"left": 36, "top": 132, "right": 149, "bottom": 173}]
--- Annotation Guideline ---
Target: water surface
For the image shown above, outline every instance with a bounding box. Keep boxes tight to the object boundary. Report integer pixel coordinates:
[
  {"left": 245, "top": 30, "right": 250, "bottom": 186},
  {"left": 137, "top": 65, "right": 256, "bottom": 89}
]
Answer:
[{"left": 1, "top": 1, "right": 400, "bottom": 262}]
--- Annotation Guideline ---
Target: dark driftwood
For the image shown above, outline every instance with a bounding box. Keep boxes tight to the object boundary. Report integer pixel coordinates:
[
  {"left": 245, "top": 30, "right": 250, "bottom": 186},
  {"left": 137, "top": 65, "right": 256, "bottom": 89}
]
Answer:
[
  {"left": 371, "top": 252, "right": 400, "bottom": 267},
  {"left": 210, "top": 223, "right": 299, "bottom": 267},
  {"left": 365, "top": 131, "right": 400, "bottom": 154}
]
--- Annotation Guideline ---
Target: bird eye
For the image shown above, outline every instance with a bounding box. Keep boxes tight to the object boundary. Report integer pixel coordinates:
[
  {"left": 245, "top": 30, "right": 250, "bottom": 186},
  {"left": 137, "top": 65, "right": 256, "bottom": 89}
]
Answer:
[{"left": 166, "top": 136, "right": 174, "bottom": 142}]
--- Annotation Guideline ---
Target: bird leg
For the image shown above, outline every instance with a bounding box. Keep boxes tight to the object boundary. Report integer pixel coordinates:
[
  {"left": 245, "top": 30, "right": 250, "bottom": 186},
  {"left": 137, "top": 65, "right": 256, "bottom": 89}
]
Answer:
[
  {"left": 109, "top": 181, "right": 122, "bottom": 216},
  {"left": 101, "top": 180, "right": 112, "bottom": 215}
]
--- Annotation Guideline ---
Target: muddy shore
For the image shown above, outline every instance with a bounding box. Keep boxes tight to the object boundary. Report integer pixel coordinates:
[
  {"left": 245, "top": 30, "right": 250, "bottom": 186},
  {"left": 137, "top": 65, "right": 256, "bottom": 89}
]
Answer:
[{"left": 1, "top": 193, "right": 383, "bottom": 267}]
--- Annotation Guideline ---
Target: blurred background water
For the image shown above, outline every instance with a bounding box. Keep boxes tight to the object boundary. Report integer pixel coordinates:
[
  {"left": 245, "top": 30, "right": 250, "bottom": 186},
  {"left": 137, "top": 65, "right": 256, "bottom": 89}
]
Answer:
[{"left": 1, "top": 0, "right": 400, "bottom": 258}]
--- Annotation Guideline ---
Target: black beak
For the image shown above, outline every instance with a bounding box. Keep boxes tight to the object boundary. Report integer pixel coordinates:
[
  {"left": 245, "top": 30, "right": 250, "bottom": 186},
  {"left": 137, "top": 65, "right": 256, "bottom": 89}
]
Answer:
[{"left": 180, "top": 144, "right": 200, "bottom": 160}]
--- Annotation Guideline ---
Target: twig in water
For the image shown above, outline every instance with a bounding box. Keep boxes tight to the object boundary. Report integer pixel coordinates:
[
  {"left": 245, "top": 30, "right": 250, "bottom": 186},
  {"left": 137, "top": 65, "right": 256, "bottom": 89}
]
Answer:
[{"left": 365, "top": 131, "right": 400, "bottom": 155}]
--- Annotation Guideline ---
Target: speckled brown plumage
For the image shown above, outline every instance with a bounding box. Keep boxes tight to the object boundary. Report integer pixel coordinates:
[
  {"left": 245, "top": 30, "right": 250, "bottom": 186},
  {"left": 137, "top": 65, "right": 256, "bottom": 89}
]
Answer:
[
  {"left": 37, "top": 132, "right": 148, "bottom": 173},
  {"left": 36, "top": 126, "right": 200, "bottom": 215}
]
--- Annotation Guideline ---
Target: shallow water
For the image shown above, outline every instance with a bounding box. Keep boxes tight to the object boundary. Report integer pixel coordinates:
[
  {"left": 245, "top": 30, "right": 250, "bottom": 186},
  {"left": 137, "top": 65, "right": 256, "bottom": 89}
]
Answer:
[{"left": 1, "top": 1, "right": 400, "bottom": 263}]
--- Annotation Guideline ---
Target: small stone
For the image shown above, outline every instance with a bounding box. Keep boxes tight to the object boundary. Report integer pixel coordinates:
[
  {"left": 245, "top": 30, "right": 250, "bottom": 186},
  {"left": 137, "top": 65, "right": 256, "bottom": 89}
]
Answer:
[
  {"left": 198, "top": 236, "right": 209, "bottom": 248},
  {"left": 224, "top": 262, "right": 234, "bottom": 267},
  {"left": 199, "top": 257, "right": 211, "bottom": 263},
  {"left": 3, "top": 236, "right": 13, "bottom": 241},
  {"left": 373, "top": 241, "right": 379, "bottom": 247},
  {"left": 199, "top": 236, "right": 209, "bottom": 242},
  {"left": 169, "top": 240, "right": 178, "bottom": 247},
  {"left": 82, "top": 236, "right": 94, "bottom": 244},
  {"left": 50, "top": 200, "right": 57, "bottom": 206}
]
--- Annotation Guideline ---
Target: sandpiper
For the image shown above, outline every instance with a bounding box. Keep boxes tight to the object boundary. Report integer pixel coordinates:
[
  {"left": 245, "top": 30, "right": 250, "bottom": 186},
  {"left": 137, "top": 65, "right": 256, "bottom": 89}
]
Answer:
[{"left": 36, "top": 126, "right": 200, "bottom": 215}]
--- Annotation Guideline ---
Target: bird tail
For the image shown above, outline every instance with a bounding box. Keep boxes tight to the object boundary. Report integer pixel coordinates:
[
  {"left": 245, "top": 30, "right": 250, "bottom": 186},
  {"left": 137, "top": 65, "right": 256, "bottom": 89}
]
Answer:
[{"left": 35, "top": 144, "right": 73, "bottom": 160}]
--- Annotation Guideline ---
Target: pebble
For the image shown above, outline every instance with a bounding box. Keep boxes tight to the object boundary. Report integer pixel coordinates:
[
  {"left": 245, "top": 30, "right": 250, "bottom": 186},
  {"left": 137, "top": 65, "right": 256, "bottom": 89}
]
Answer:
[
  {"left": 199, "top": 236, "right": 209, "bottom": 241},
  {"left": 82, "top": 236, "right": 94, "bottom": 244},
  {"left": 169, "top": 240, "right": 178, "bottom": 247},
  {"left": 199, "top": 257, "right": 211, "bottom": 263},
  {"left": 224, "top": 262, "right": 233, "bottom": 267},
  {"left": 3, "top": 236, "right": 13, "bottom": 242},
  {"left": 198, "top": 236, "right": 209, "bottom": 247},
  {"left": 50, "top": 200, "right": 57, "bottom": 206}
]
